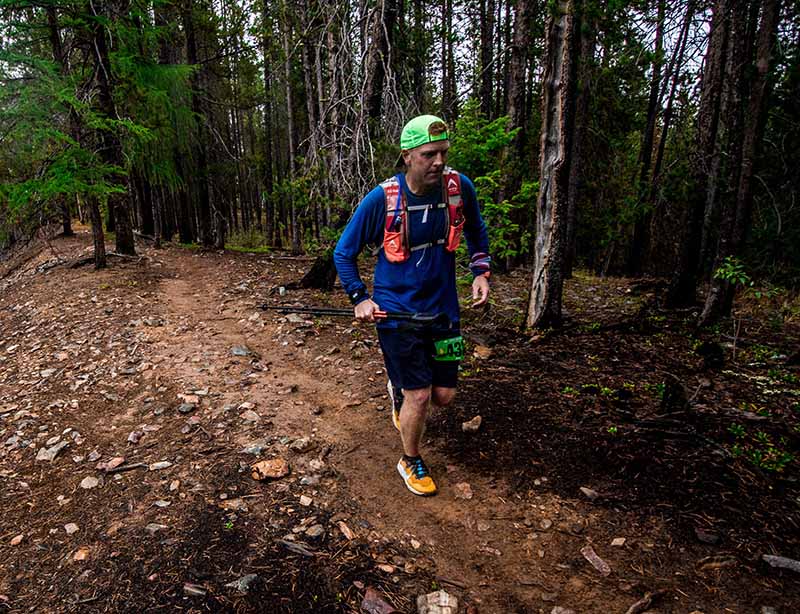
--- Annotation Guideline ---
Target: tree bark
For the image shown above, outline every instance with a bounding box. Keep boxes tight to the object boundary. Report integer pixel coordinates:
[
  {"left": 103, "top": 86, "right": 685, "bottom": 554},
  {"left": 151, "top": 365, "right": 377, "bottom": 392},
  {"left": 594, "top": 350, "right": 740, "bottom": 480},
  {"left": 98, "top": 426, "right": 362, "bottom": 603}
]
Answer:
[
  {"left": 183, "top": 0, "right": 213, "bottom": 248},
  {"left": 527, "top": 0, "right": 580, "bottom": 329},
  {"left": 479, "top": 0, "right": 496, "bottom": 117},
  {"left": 700, "top": 0, "right": 782, "bottom": 324},
  {"left": 627, "top": 0, "right": 665, "bottom": 276},
  {"left": 90, "top": 0, "right": 136, "bottom": 256},
  {"left": 667, "top": 0, "right": 731, "bottom": 307}
]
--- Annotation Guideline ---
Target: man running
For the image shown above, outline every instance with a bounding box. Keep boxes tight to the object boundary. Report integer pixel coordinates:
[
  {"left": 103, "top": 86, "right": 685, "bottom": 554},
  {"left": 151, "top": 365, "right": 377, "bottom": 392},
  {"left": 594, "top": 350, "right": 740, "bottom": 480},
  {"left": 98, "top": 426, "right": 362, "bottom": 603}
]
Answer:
[{"left": 333, "top": 114, "right": 491, "bottom": 496}]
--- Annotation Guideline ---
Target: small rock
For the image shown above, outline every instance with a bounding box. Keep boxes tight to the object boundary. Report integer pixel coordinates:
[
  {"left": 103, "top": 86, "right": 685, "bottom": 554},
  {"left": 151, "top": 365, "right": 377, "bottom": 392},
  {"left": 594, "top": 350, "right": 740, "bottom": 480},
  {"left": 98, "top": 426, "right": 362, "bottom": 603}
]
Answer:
[
  {"left": 241, "top": 409, "right": 261, "bottom": 423},
  {"left": 361, "top": 586, "right": 398, "bottom": 614},
  {"left": 417, "top": 589, "right": 458, "bottom": 614},
  {"left": 97, "top": 457, "right": 125, "bottom": 472},
  {"left": 73, "top": 547, "right": 90, "bottom": 561},
  {"left": 153, "top": 500, "right": 171, "bottom": 508},
  {"left": 220, "top": 498, "right": 248, "bottom": 512},
  {"left": 540, "top": 519, "right": 553, "bottom": 531},
  {"left": 36, "top": 441, "right": 69, "bottom": 462},
  {"left": 251, "top": 458, "right": 290, "bottom": 480},
  {"left": 541, "top": 592, "right": 557, "bottom": 602},
  {"left": 300, "top": 475, "right": 320, "bottom": 486},
  {"left": 611, "top": 537, "right": 626, "bottom": 547},
  {"left": 299, "top": 495, "right": 312, "bottom": 507},
  {"left": 377, "top": 564, "right": 395, "bottom": 573},
  {"left": 149, "top": 461, "right": 173, "bottom": 471},
  {"left": 580, "top": 545, "right": 611, "bottom": 576},
  {"left": 579, "top": 486, "right": 600, "bottom": 501},
  {"left": 760, "top": 608, "right": 777, "bottom": 614},
  {"left": 305, "top": 524, "right": 325, "bottom": 539},
  {"left": 694, "top": 527, "right": 720, "bottom": 545},
  {"left": 80, "top": 476, "right": 99, "bottom": 489},
  {"left": 225, "top": 574, "right": 259, "bottom": 594},
  {"left": 177, "top": 403, "right": 195, "bottom": 415},
  {"left": 411, "top": 539, "right": 421, "bottom": 549},
  {"left": 169, "top": 480, "right": 180, "bottom": 492},
  {"left": 477, "top": 521, "right": 490, "bottom": 532},
  {"left": 231, "top": 345, "right": 252, "bottom": 357},
  {"left": 289, "top": 437, "right": 311, "bottom": 452},
  {"left": 550, "top": 608, "right": 576, "bottom": 614},
  {"left": 338, "top": 521, "right": 356, "bottom": 540},
  {"left": 10, "top": 534, "right": 23, "bottom": 546},
  {"left": 127, "top": 430, "right": 142, "bottom": 444},
  {"left": 64, "top": 523, "right": 79, "bottom": 535},
  {"left": 242, "top": 440, "right": 269, "bottom": 455},
  {"left": 145, "top": 523, "right": 168, "bottom": 534},
  {"left": 453, "top": 482, "right": 473, "bottom": 500},
  {"left": 309, "top": 459, "right": 325, "bottom": 471},
  {"left": 45, "top": 435, "right": 61, "bottom": 446},
  {"left": 87, "top": 450, "right": 101, "bottom": 462},
  {"left": 461, "top": 416, "right": 482, "bottom": 433}
]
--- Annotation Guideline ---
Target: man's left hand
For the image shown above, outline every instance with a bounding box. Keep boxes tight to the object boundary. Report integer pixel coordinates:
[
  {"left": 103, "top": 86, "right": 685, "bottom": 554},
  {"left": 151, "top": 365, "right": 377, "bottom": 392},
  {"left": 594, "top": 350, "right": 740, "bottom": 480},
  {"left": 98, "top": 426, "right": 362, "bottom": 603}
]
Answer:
[{"left": 471, "top": 275, "right": 490, "bottom": 307}]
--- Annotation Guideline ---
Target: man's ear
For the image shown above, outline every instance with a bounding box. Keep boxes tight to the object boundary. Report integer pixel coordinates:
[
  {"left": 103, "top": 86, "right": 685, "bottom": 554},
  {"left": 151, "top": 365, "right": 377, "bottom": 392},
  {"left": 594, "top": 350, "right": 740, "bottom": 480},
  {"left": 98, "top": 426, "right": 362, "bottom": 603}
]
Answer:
[{"left": 401, "top": 150, "right": 411, "bottom": 165}]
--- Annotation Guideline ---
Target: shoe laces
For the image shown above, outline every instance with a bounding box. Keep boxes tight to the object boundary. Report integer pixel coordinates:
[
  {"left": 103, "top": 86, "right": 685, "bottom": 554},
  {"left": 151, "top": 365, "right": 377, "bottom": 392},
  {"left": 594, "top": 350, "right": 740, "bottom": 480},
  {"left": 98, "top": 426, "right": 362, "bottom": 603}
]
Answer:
[{"left": 410, "top": 457, "right": 429, "bottom": 479}]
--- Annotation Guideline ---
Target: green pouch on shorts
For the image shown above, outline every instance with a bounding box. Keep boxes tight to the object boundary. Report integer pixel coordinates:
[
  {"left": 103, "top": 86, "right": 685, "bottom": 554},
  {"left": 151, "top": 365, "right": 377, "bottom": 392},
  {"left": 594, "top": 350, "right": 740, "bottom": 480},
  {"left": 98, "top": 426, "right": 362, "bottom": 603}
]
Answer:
[{"left": 433, "top": 335, "right": 465, "bottom": 361}]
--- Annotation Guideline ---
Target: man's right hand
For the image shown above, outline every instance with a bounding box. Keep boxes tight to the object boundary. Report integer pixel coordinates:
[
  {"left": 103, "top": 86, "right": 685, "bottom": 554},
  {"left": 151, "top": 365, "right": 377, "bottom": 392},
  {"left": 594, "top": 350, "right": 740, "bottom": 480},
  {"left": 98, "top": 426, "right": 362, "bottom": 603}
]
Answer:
[{"left": 354, "top": 298, "right": 381, "bottom": 322}]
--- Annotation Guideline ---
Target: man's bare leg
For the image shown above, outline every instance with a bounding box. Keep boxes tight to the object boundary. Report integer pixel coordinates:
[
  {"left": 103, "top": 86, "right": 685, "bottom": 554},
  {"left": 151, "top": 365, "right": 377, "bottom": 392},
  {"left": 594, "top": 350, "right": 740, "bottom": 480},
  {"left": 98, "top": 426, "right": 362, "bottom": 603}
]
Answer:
[{"left": 399, "top": 386, "right": 431, "bottom": 456}]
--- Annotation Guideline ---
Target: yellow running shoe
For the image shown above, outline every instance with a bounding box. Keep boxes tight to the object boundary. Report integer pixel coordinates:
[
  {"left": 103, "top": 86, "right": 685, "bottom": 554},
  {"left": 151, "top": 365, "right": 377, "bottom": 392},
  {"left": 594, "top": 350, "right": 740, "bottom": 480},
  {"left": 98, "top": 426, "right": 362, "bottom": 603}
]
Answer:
[{"left": 397, "top": 456, "right": 437, "bottom": 496}]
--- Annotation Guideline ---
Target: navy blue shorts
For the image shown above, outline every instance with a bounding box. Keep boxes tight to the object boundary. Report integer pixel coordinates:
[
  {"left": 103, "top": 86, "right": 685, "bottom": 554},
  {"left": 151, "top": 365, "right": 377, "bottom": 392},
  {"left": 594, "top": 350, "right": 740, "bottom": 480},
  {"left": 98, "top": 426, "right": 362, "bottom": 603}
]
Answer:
[{"left": 377, "top": 326, "right": 461, "bottom": 391}]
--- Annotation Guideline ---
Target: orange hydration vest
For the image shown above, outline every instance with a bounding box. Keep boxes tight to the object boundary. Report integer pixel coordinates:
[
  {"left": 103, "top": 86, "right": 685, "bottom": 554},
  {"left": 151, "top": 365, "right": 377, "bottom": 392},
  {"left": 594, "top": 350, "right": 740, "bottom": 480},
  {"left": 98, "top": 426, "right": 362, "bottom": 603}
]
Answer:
[{"left": 381, "top": 168, "right": 465, "bottom": 263}]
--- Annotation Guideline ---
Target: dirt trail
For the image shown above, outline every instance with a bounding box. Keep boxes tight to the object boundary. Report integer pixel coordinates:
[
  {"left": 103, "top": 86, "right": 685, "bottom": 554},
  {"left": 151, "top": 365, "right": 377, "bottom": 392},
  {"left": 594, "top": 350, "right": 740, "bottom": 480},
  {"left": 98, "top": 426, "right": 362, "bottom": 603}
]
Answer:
[
  {"left": 150, "top": 248, "right": 580, "bottom": 612},
  {"left": 1, "top": 232, "right": 797, "bottom": 613}
]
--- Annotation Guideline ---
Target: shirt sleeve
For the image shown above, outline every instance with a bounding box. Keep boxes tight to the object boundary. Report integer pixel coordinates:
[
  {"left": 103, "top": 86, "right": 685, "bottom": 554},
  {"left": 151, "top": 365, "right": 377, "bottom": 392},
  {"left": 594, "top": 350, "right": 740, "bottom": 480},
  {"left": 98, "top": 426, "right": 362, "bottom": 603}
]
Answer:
[
  {"left": 333, "top": 185, "right": 385, "bottom": 303},
  {"left": 459, "top": 174, "right": 492, "bottom": 276}
]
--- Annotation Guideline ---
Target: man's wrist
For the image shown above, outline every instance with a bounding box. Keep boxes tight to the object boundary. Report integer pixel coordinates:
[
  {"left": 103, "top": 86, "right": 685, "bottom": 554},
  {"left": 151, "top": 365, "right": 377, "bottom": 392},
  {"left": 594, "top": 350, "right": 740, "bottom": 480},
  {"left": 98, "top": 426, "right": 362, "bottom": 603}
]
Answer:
[{"left": 349, "top": 287, "right": 370, "bottom": 305}]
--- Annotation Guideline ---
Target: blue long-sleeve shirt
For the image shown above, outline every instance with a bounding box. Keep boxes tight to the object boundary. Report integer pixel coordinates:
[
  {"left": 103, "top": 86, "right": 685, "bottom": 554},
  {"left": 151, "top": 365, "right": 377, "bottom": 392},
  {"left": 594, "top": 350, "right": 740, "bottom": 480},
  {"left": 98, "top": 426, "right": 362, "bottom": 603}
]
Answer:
[{"left": 333, "top": 172, "right": 490, "bottom": 328}]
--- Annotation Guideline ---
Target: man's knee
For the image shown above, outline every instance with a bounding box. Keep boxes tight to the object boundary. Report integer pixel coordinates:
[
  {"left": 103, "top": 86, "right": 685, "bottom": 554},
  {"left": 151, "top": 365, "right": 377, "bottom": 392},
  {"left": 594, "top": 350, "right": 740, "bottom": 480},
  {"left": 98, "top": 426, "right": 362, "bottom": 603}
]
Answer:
[
  {"left": 404, "top": 386, "right": 431, "bottom": 410},
  {"left": 432, "top": 386, "right": 456, "bottom": 408}
]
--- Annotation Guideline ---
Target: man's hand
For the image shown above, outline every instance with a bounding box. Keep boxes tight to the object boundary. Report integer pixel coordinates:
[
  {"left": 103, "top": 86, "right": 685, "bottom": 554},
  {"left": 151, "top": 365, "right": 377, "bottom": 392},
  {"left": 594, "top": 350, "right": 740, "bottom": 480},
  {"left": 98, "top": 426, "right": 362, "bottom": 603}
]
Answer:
[
  {"left": 354, "top": 298, "right": 381, "bottom": 322},
  {"left": 472, "top": 275, "right": 490, "bottom": 307}
]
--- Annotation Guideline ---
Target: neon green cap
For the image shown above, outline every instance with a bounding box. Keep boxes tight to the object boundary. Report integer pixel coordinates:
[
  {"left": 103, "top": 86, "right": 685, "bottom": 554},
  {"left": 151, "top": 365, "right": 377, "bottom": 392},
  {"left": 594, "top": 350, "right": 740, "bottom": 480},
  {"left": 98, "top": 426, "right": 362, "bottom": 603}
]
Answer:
[{"left": 400, "top": 115, "right": 449, "bottom": 150}]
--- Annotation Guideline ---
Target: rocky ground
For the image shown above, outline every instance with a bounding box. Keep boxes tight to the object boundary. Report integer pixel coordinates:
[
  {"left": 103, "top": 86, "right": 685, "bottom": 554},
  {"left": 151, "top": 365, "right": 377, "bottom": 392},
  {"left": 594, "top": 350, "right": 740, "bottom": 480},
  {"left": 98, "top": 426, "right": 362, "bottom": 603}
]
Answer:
[{"left": 0, "top": 229, "right": 798, "bottom": 613}]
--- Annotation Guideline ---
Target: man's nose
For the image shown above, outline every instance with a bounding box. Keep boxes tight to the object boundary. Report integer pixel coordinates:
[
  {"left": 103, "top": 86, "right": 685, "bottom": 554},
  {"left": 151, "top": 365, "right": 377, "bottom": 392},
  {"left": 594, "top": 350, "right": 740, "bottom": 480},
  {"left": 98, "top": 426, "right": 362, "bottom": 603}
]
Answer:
[{"left": 432, "top": 153, "right": 445, "bottom": 166}]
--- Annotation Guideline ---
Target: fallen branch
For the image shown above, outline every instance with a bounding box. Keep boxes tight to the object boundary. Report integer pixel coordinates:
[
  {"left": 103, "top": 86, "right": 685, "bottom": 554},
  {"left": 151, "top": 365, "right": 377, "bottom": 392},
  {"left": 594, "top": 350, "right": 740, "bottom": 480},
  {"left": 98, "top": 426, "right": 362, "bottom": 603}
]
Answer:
[{"left": 105, "top": 462, "right": 148, "bottom": 474}]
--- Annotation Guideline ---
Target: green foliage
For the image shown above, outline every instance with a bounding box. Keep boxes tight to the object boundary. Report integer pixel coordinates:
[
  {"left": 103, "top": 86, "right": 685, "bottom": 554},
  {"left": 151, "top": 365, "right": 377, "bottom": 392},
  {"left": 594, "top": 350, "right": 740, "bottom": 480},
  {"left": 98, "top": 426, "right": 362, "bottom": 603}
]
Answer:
[
  {"left": 448, "top": 100, "right": 533, "bottom": 261},
  {"left": 714, "top": 256, "right": 752, "bottom": 288}
]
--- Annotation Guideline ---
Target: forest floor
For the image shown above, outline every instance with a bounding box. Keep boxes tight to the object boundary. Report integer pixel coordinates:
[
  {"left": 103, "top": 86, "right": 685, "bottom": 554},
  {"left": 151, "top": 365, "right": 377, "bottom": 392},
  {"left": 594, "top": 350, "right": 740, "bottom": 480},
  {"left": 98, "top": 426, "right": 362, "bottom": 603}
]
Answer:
[{"left": 0, "top": 228, "right": 799, "bottom": 614}]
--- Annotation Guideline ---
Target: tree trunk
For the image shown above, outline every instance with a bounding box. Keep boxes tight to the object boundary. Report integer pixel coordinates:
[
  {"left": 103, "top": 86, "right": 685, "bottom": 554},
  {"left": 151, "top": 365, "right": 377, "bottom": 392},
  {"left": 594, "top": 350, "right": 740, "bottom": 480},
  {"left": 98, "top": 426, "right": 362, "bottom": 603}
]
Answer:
[
  {"left": 90, "top": 1, "right": 136, "bottom": 256},
  {"left": 627, "top": 0, "right": 665, "bottom": 276},
  {"left": 365, "top": 0, "right": 398, "bottom": 123},
  {"left": 700, "top": 0, "right": 782, "bottom": 324},
  {"left": 564, "top": 2, "right": 596, "bottom": 278},
  {"left": 667, "top": 0, "right": 731, "bottom": 307},
  {"left": 479, "top": 0, "right": 496, "bottom": 117},
  {"left": 183, "top": 0, "right": 213, "bottom": 248},
  {"left": 89, "top": 196, "right": 107, "bottom": 269},
  {"left": 527, "top": 0, "right": 580, "bottom": 329}
]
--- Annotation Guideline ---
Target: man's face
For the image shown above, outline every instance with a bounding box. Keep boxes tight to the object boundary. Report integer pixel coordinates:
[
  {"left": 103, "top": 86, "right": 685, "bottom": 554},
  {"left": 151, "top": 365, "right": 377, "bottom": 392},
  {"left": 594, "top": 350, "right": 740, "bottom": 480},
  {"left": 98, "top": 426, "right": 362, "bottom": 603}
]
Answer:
[{"left": 402, "top": 140, "right": 450, "bottom": 193}]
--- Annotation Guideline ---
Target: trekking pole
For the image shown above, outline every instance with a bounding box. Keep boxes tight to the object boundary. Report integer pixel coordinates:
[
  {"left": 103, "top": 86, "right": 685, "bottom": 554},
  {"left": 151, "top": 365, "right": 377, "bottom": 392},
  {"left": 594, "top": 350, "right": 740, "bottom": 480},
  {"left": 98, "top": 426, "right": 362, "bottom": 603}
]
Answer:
[{"left": 260, "top": 304, "right": 447, "bottom": 324}]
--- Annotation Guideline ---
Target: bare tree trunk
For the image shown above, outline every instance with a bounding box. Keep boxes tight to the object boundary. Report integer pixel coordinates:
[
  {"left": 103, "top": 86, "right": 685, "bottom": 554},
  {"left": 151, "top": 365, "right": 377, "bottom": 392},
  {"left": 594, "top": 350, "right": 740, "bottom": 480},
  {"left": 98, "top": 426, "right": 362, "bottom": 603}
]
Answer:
[
  {"left": 700, "top": 0, "right": 782, "bottom": 324},
  {"left": 89, "top": 197, "right": 107, "bottom": 269},
  {"left": 365, "top": 0, "right": 398, "bottom": 123},
  {"left": 90, "top": 0, "right": 136, "bottom": 256},
  {"left": 627, "top": 0, "right": 665, "bottom": 276},
  {"left": 564, "top": 2, "right": 596, "bottom": 278},
  {"left": 282, "top": 3, "right": 299, "bottom": 252},
  {"left": 527, "top": 0, "right": 580, "bottom": 329},
  {"left": 667, "top": 0, "right": 731, "bottom": 307},
  {"left": 183, "top": 0, "right": 213, "bottom": 248},
  {"left": 479, "top": 0, "right": 496, "bottom": 117}
]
